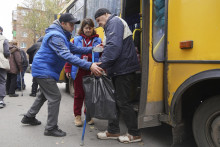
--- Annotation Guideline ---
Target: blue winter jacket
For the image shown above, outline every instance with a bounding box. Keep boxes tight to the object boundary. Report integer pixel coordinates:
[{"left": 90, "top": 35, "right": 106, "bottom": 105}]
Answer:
[
  {"left": 100, "top": 14, "right": 140, "bottom": 77},
  {"left": 32, "top": 20, "right": 93, "bottom": 81},
  {"left": 70, "top": 35, "right": 102, "bottom": 80}
]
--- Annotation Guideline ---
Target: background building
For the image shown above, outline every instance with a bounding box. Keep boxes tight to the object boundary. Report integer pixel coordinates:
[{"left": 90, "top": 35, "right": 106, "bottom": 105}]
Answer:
[{"left": 12, "top": 6, "right": 33, "bottom": 51}]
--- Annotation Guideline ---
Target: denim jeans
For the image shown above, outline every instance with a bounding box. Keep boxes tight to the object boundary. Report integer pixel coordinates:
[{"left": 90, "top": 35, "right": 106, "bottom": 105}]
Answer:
[{"left": 17, "top": 66, "right": 27, "bottom": 90}]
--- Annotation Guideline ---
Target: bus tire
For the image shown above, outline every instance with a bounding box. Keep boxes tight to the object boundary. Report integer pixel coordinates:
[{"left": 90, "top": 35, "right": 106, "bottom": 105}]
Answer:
[
  {"left": 69, "top": 78, "right": 74, "bottom": 97},
  {"left": 193, "top": 96, "right": 220, "bottom": 147}
]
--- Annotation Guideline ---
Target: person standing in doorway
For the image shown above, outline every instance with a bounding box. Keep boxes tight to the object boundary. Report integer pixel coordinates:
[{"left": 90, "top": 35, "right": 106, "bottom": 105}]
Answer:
[
  {"left": 0, "top": 26, "right": 10, "bottom": 108},
  {"left": 65, "top": 18, "right": 102, "bottom": 127},
  {"left": 21, "top": 13, "right": 103, "bottom": 137},
  {"left": 94, "top": 8, "right": 142, "bottom": 143}
]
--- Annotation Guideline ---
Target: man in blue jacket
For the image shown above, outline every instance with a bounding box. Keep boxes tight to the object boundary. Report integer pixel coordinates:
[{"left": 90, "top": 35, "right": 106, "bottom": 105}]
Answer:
[
  {"left": 95, "top": 8, "right": 141, "bottom": 143},
  {"left": 21, "top": 13, "right": 103, "bottom": 137}
]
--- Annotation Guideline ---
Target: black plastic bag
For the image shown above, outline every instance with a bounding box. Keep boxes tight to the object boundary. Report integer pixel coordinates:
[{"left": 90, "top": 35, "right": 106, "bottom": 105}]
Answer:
[{"left": 83, "top": 75, "right": 117, "bottom": 120}]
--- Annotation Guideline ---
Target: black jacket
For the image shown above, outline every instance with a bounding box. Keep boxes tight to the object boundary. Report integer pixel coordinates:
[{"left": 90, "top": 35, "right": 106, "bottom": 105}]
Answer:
[
  {"left": 100, "top": 14, "right": 140, "bottom": 77},
  {"left": 26, "top": 37, "right": 43, "bottom": 64}
]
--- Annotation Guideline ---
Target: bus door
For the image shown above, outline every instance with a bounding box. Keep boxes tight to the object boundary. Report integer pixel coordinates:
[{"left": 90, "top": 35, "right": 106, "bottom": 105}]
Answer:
[{"left": 123, "top": 0, "right": 166, "bottom": 128}]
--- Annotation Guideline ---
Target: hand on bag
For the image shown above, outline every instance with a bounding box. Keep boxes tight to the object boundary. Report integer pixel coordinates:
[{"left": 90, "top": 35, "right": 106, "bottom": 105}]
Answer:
[
  {"left": 66, "top": 72, "right": 70, "bottom": 79},
  {"left": 90, "top": 62, "right": 103, "bottom": 76}
]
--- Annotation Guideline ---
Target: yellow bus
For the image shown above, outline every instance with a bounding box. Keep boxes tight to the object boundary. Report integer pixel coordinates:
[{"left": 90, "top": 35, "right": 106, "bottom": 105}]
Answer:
[{"left": 60, "top": 0, "right": 220, "bottom": 146}]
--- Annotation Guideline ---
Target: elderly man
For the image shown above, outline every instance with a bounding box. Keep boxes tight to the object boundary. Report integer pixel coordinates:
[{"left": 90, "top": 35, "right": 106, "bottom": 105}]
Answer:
[
  {"left": 0, "top": 26, "right": 10, "bottom": 108},
  {"left": 21, "top": 13, "right": 103, "bottom": 137},
  {"left": 94, "top": 8, "right": 142, "bottom": 143}
]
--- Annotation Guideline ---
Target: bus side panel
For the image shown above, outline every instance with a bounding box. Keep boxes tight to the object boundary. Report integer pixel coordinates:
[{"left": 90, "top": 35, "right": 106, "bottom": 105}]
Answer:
[{"left": 167, "top": 0, "right": 220, "bottom": 61}]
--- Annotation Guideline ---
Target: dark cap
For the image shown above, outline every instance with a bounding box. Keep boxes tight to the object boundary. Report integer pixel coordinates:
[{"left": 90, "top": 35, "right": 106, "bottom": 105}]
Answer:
[
  {"left": 59, "top": 13, "right": 80, "bottom": 24},
  {"left": 94, "top": 8, "right": 111, "bottom": 19},
  {"left": 0, "top": 26, "right": 3, "bottom": 32}
]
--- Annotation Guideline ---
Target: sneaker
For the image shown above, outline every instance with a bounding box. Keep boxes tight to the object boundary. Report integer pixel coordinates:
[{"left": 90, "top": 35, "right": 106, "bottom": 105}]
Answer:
[
  {"left": 118, "top": 133, "right": 142, "bottom": 143},
  {"left": 21, "top": 115, "right": 41, "bottom": 125},
  {"left": 87, "top": 119, "right": 94, "bottom": 125},
  {"left": 0, "top": 101, "right": 6, "bottom": 108},
  {"left": 74, "top": 115, "right": 83, "bottom": 127},
  {"left": 97, "top": 131, "right": 120, "bottom": 140},
  {"left": 29, "top": 93, "right": 36, "bottom": 97},
  {"left": 44, "top": 128, "right": 66, "bottom": 137},
  {"left": 9, "top": 93, "right": 19, "bottom": 97}
]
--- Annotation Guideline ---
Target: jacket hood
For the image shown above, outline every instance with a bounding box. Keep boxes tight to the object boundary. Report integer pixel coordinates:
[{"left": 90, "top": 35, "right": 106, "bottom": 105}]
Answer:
[
  {"left": 37, "top": 36, "right": 44, "bottom": 42},
  {"left": 45, "top": 19, "right": 72, "bottom": 40},
  {"left": 9, "top": 45, "right": 19, "bottom": 53},
  {"left": 80, "top": 33, "right": 99, "bottom": 39}
]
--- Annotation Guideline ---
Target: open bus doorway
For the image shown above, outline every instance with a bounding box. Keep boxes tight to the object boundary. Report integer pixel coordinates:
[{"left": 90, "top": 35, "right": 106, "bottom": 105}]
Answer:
[{"left": 122, "top": 0, "right": 142, "bottom": 111}]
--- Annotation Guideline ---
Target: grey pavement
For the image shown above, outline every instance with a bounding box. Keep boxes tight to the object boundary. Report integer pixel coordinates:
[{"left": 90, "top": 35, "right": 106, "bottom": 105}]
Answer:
[{"left": 0, "top": 73, "right": 194, "bottom": 147}]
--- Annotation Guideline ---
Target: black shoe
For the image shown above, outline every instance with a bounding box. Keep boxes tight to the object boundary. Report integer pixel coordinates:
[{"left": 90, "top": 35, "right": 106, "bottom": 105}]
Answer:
[
  {"left": 16, "top": 88, "right": 21, "bottom": 91},
  {"left": 44, "top": 128, "right": 66, "bottom": 137},
  {"left": 29, "top": 93, "right": 36, "bottom": 97},
  {"left": 21, "top": 115, "right": 41, "bottom": 125},
  {"left": 9, "top": 94, "right": 19, "bottom": 97}
]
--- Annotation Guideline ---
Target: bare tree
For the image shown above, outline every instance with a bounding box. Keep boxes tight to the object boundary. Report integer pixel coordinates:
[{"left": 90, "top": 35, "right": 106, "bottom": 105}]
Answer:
[{"left": 21, "top": 0, "right": 69, "bottom": 44}]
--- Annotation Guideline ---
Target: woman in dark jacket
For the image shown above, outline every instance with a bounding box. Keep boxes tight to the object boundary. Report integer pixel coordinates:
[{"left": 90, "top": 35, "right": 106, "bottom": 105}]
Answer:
[
  {"left": 65, "top": 18, "right": 101, "bottom": 127},
  {"left": 6, "top": 41, "right": 22, "bottom": 97}
]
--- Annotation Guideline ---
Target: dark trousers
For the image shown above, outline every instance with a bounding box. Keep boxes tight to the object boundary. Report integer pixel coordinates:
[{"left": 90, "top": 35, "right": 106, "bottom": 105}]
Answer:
[
  {"left": 6, "top": 73, "right": 17, "bottom": 94},
  {"left": 107, "top": 72, "right": 140, "bottom": 136},
  {"left": 26, "top": 78, "right": 61, "bottom": 130},
  {"left": 17, "top": 66, "right": 27, "bottom": 90},
  {"left": 0, "top": 68, "right": 7, "bottom": 98},
  {"left": 31, "top": 77, "right": 38, "bottom": 94}
]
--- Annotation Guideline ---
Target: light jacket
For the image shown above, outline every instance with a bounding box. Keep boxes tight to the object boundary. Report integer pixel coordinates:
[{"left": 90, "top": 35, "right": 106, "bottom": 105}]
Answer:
[
  {"left": 69, "top": 35, "right": 101, "bottom": 80},
  {"left": 0, "top": 35, "right": 10, "bottom": 70},
  {"left": 32, "top": 20, "right": 93, "bottom": 81}
]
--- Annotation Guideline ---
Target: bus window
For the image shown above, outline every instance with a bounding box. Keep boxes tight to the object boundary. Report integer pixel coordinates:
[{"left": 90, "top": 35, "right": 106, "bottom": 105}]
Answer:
[
  {"left": 68, "top": 0, "right": 84, "bottom": 36},
  {"left": 152, "top": 0, "right": 165, "bottom": 61},
  {"left": 86, "top": 0, "right": 121, "bottom": 27}
]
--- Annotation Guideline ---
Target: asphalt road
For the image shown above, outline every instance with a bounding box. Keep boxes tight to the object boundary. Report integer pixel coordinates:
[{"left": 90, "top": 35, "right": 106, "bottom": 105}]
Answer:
[{"left": 0, "top": 73, "right": 196, "bottom": 147}]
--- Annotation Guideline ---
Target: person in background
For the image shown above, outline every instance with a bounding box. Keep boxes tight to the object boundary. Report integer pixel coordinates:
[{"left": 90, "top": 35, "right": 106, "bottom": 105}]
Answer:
[
  {"left": 65, "top": 18, "right": 101, "bottom": 127},
  {"left": 6, "top": 41, "right": 23, "bottom": 97},
  {"left": 17, "top": 48, "right": 28, "bottom": 91},
  {"left": 0, "top": 26, "right": 10, "bottom": 108},
  {"left": 21, "top": 13, "right": 103, "bottom": 137},
  {"left": 26, "top": 37, "right": 44, "bottom": 97},
  {"left": 94, "top": 8, "right": 142, "bottom": 143}
]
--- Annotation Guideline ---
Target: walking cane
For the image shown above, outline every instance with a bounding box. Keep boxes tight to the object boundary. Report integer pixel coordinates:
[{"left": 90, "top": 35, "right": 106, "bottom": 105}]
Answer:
[
  {"left": 80, "top": 114, "right": 87, "bottom": 146},
  {"left": 80, "top": 46, "right": 102, "bottom": 146},
  {"left": 20, "top": 71, "right": 23, "bottom": 96}
]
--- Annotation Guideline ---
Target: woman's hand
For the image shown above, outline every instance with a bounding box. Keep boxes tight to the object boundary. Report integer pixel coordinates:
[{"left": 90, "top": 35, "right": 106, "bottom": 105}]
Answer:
[
  {"left": 66, "top": 72, "right": 70, "bottom": 79},
  {"left": 93, "top": 44, "right": 104, "bottom": 52}
]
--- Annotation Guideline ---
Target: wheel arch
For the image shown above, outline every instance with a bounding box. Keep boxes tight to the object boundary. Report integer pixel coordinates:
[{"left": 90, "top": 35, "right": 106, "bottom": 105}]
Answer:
[{"left": 170, "top": 69, "right": 220, "bottom": 125}]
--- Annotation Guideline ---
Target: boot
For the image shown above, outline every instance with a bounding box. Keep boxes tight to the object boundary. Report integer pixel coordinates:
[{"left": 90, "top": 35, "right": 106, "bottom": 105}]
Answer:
[{"left": 74, "top": 115, "right": 83, "bottom": 127}]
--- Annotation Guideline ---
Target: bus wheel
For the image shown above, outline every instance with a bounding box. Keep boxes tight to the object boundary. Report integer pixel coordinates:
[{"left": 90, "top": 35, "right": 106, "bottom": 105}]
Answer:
[
  {"left": 69, "top": 78, "right": 74, "bottom": 97},
  {"left": 193, "top": 96, "right": 220, "bottom": 147}
]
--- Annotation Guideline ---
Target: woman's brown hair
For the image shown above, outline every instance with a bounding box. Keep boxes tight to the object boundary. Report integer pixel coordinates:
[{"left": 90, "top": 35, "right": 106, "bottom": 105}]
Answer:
[{"left": 78, "top": 18, "right": 97, "bottom": 36}]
